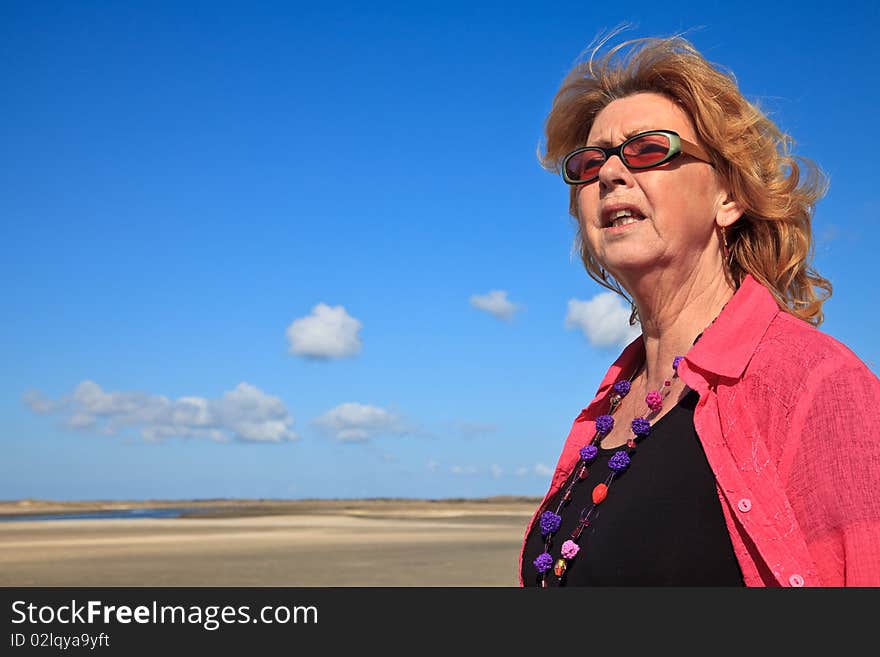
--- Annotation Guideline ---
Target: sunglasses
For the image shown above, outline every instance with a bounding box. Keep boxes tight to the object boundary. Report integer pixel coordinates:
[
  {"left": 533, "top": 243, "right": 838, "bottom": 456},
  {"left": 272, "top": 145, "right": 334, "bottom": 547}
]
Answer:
[{"left": 561, "top": 130, "right": 713, "bottom": 185}]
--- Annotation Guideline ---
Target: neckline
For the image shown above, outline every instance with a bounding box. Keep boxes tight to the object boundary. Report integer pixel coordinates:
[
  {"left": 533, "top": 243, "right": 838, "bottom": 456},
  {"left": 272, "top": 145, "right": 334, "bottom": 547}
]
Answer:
[{"left": 596, "top": 386, "right": 698, "bottom": 454}]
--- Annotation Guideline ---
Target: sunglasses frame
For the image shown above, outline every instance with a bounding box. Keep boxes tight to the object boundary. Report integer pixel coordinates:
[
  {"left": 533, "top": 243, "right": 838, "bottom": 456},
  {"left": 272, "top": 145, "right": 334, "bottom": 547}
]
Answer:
[{"left": 561, "top": 130, "right": 713, "bottom": 185}]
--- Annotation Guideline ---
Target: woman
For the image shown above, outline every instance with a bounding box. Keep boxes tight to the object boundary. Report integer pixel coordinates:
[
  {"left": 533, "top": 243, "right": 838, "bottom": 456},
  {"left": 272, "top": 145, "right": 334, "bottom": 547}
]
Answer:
[{"left": 520, "top": 35, "right": 880, "bottom": 586}]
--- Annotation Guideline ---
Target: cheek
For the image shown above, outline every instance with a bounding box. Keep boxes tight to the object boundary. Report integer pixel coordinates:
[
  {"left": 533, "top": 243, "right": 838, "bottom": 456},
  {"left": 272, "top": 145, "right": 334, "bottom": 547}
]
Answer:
[
  {"left": 641, "top": 175, "right": 709, "bottom": 230},
  {"left": 658, "top": 187, "right": 715, "bottom": 231},
  {"left": 575, "top": 186, "right": 599, "bottom": 223},
  {"left": 654, "top": 169, "right": 720, "bottom": 219}
]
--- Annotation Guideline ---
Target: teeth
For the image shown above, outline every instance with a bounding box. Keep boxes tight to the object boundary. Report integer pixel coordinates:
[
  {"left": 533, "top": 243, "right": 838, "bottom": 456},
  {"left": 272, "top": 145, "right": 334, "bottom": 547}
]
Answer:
[{"left": 607, "top": 208, "right": 643, "bottom": 228}]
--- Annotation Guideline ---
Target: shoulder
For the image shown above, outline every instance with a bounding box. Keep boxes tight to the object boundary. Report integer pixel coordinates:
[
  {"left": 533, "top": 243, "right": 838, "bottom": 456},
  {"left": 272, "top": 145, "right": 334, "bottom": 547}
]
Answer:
[
  {"left": 749, "top": 314, "right": 880, "bottom": 432},
  {"left": 731, "top": 310, "right": 880, "bottom": 419},
  {"left": 758, "top": 311, "right": 875, "bottom": 378}
]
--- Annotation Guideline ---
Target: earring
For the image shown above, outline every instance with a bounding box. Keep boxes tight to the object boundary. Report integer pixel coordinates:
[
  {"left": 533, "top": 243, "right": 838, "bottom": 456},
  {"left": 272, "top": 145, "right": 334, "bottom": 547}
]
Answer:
[{"left": 721, "top": 225, "right": 731, "bottom": 266}]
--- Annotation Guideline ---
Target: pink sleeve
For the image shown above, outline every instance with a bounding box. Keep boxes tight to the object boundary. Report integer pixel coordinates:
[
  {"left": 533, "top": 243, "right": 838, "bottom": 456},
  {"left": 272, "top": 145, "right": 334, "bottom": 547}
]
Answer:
[{"left": 784, "top": 359, "right": 880, "bottom": 585}]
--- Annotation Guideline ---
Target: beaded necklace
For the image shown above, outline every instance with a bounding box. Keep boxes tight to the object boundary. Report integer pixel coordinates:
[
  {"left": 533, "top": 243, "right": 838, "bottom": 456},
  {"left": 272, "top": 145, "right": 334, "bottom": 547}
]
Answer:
[{"left": 532, "top": 353, "right": 686, "bottom": 586}]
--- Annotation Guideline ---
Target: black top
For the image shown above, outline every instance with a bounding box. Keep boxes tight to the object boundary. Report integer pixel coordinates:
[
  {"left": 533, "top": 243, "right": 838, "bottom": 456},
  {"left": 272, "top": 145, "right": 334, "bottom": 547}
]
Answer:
[{"left": 521, "top": 387, "right": 744, "bottom": 586}]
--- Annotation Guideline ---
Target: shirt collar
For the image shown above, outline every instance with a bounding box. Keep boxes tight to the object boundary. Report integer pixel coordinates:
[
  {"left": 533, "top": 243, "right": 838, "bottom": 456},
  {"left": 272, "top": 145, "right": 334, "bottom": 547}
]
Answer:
[
  {"left": 588, "top": 274, "right": 779, "bottom": 414},
  {"left": 683, "top": 273, "right": 780, "bottom": 379}
]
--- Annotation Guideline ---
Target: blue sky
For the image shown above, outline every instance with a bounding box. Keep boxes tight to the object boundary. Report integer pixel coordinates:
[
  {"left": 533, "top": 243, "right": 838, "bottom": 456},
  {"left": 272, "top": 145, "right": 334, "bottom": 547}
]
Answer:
[{"left": 3, "top": 1, "right": 878, "bottom": 501}]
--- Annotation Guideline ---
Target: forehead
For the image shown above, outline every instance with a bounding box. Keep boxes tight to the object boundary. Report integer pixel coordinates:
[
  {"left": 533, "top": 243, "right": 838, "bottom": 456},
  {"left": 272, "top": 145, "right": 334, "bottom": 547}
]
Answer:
[{"left": 587, "top": 93, "right": 696, "bottom": 145}]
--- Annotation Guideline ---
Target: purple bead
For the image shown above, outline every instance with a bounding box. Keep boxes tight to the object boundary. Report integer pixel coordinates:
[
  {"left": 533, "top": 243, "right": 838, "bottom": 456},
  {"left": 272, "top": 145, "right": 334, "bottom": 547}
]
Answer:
[
  {"left": 595, "top": 414, "right": 614, "bottom": 434},
  {"left": 672, "top": 356, "right": 684, "bottom": 371},
  {"left": 534, "top": 552, "right": 554, "bottom": 573},
  {"left": 608, "top": 450, "right": 631, "bottom": 472},
  {"left": 579, "top": 444, "right": 599, "bottom": 462},
  {"left": 613, "top": 380, "right": 632, "bottom": 396},
  {"left": 539, "top": 511, "right": 562, "bottom": 536},
  {"left": 631, "top": 417, "right": 651, "bottom": 437}
]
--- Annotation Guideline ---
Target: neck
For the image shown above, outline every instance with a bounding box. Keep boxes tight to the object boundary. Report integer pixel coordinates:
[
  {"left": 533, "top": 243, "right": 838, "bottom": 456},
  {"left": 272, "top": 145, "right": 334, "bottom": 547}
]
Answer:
[{"left": 627, "top": 266, "right": 735, "bottom": 387}]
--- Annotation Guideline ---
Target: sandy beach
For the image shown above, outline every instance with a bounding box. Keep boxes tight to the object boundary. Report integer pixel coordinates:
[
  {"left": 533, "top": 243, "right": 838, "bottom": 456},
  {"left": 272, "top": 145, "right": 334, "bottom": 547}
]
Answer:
[{"left": 0, "top": 497, "right": 539, "bottom": 586}]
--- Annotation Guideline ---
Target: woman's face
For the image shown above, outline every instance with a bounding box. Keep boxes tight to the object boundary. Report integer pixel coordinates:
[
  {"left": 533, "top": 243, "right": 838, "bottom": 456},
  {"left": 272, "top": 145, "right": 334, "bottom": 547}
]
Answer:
[{"left": 577, "top": 92, "right": 730, "bottom": 286}]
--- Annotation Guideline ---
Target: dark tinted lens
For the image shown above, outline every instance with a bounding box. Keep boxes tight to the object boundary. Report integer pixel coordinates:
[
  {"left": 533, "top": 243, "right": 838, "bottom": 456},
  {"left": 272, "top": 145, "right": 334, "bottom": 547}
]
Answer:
[
  {"left": 622, "top": 133, "right": 671, "bottom": 167},
  {"left": 565, "top": 149, "right": 605, "bottom": 182}
]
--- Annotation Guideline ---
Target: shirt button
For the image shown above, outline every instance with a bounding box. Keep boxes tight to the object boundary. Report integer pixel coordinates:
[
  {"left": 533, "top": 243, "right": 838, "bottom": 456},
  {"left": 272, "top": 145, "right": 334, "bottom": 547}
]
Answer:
[
  {"left": 789, "top": 574, "right": 805, "bottom": 587},
  {"left": 737, "top": 498, "right": 752, "bottom": 513}
]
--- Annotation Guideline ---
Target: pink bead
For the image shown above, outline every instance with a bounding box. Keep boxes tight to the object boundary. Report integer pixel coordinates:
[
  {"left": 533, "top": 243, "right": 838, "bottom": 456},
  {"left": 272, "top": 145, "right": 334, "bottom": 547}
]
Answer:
[
  {"left": 561, "top": 540, "right": 580, "bottom": 559},
  {"left": 645, "top": 390, "right": 663, "bottom": 412}
]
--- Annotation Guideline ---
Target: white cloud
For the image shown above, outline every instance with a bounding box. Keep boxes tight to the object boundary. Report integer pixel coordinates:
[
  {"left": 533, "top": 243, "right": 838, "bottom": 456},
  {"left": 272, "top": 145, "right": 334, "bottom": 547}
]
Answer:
[
  {"left": 22, "top": 389, "right": 55, "bottom": 414},
  {"left": 565, "top": 291, "right": 641, "bottom": 347},
  {"left": 426, "top": 459, "right": 439, "bottom": 472},
  {"left": 312, "top": 402, "right": 408, "bottom": 442},
  {"left": 24, "top": 380, "right": 297, "bottom": 443},
  {"left": 516, "top": 463, "right": 554, "bottom": 477},
  {"left": 286, "top": 303, "right": 362, "bottom": 359},
  {"left": 489, "top": 464, "right": 503, "bottom": 479},
  {"left": 454, "top": 421, "right": 497, "bottom": 438},
  {"left": 469, "top": 290, "right": 521, "bottom": 321},
  {"left": 450, "top": 464, "right": 479, "bottom": 476}
]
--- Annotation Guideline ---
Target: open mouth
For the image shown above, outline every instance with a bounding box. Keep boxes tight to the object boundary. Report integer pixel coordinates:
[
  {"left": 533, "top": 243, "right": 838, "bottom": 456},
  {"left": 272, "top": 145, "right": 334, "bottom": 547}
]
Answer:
[{"left": 603, "top": 207, "right": 646, "bottom": 229}]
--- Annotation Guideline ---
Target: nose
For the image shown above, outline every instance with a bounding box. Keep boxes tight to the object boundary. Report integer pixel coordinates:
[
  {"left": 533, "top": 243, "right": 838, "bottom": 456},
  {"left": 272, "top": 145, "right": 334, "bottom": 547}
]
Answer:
[{"left": 597, "top": 154, "right": 632, "bottom": 190}]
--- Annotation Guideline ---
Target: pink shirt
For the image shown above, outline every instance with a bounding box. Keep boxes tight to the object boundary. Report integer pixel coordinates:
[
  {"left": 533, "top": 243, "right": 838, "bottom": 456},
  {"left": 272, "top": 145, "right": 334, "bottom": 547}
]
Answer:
[{"left": 519, "top": 274, "right": 880, "bottom": 586}]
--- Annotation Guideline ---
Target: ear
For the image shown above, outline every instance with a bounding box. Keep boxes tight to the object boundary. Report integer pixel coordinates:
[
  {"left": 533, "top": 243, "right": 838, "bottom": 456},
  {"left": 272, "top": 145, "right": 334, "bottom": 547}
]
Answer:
[{"left": 715, "top": 194, "right": 743, "bottom": 229}]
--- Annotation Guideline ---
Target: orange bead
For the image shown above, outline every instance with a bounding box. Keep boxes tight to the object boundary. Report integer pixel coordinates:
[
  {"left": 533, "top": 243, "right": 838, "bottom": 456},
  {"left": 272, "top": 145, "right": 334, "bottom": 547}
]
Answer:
[{"left": 592, "top": 483, "right": 608, "bottom": 504}]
